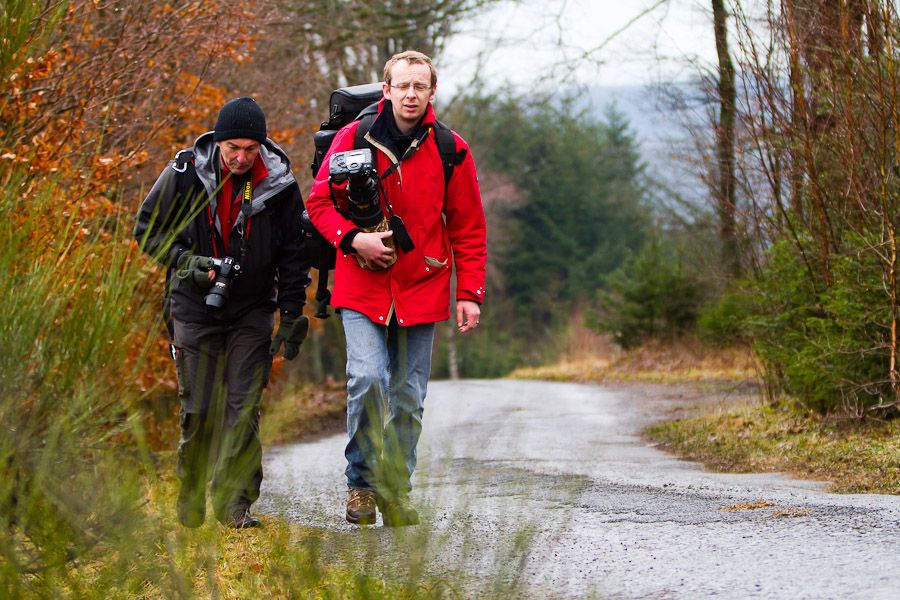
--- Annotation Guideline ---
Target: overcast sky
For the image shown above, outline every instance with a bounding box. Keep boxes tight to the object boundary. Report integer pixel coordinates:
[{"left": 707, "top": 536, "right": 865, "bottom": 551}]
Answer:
[{"left": 438, "top": 0, "right": 720, "bottom": 95}]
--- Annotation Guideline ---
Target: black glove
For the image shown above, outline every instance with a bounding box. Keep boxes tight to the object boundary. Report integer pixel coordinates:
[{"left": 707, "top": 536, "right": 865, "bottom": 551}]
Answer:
[
  {"left": 270, "top": 312, "right": 309, "bottom": 360},
  {"left": 174, "top": 251, "right": 214, "bottom": 287}
]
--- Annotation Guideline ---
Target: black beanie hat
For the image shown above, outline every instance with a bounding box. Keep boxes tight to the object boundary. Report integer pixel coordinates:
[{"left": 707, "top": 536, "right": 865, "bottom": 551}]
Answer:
[{"left": 214, "top": 97, "right": 267, "bottom": 143}]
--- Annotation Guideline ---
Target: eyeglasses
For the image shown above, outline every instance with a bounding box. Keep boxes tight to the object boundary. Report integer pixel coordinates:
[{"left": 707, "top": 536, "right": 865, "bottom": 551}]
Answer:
[{"left": 389, "top": 82, "right": 432, "bottom": 93}]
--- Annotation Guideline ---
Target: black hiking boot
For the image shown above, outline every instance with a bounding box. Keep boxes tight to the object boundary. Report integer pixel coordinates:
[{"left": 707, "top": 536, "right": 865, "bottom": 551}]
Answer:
[{"left": 224, "top": 506, "right": 261, "bottom": 529}]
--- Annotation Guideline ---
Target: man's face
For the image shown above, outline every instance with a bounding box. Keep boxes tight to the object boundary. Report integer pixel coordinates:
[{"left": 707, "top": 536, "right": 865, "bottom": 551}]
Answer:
[
  {"left": 383, "top": 60, "right": 435, "bottom": 131},
  {"left": 217, "top": 138, "right": 260, "bottom": 175}
]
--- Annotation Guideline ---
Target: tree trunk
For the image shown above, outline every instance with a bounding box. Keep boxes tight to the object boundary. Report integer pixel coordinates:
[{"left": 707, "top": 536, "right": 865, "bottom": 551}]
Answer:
[{"left": 712, "top": 0, "right": 741, "bottom": 278}]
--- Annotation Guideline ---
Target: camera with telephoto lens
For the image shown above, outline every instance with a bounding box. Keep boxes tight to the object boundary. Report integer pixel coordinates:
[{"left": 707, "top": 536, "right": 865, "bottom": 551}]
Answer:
[
  {"left": 328, "top": 148, "right": 382, "bottom": 228},
  {"left": 328, "top": 149, "right": 414, "bottom": 270},
  {"left": 204, "top": 256, "right": 241, "bottom": 310}
]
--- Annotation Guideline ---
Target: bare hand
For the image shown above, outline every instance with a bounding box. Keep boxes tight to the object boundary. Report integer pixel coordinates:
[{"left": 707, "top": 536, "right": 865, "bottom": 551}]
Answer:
[
  {"left": 351, "top": 230, "right": 395, "bottom": 269},
  {"left": 456, "top": 300, "right": 481, "bottom": 334}
]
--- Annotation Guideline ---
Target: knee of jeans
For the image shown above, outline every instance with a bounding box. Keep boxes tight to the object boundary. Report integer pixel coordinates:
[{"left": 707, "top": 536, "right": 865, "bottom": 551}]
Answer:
[
  {"left": 391, "top": 390, "right": 424, "bottom": 416},
  {"left": 347, "top": 368, "right": 384, "bottom": 397}
]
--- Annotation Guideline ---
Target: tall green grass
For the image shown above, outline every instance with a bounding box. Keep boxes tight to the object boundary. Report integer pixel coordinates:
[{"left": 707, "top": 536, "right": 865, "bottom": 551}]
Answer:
[
  {"left": 0, "top": 166, "right": 553, "bottom": 598},
  {"left": 0, "top": 167, "right": 158, "bottom": 596}
]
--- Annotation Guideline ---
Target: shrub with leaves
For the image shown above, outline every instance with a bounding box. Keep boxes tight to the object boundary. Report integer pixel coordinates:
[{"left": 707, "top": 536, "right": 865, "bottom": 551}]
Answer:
[
  {"left": 594, "top": 239, "right": 703, "bottom": 349},
  {"left": 697, "top": 283, "right": 755, "bottom": 346},
  {"left": 747, "top": 238, "right": 892, "bottom": 414}
]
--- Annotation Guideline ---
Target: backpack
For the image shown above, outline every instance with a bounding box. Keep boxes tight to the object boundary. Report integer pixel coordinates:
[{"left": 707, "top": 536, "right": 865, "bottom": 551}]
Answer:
[{"left": 305, "top": 82, "right": 466, "bottom": 318}]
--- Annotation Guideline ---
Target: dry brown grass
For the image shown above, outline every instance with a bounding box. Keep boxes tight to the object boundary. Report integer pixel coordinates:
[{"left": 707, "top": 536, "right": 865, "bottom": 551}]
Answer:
[
  {"left": 509, "top": 329, "right": 759, "bottom": 385},
  {"left": 262, "top": 381, "right": 347, "bottom": 445}
]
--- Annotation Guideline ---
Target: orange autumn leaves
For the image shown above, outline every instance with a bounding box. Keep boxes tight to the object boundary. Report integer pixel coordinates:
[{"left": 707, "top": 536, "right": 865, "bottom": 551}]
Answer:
[{"left": 2, "top": 1, "right": 256, "bottom": 401}]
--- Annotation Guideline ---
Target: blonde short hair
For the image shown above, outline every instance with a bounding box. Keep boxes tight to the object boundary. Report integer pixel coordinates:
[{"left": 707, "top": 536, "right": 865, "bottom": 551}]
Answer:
[{"left": 383, "top": 50, "right": 437, "bottom": 88}]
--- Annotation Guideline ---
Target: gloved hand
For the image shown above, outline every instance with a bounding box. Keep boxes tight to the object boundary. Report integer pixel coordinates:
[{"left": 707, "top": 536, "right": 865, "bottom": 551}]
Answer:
[
  {"left": 269, "top": 312, "right": 309, "bottom": 360},
  {"left": 175, "top": 251, "right": 214, "bottom": 287}
]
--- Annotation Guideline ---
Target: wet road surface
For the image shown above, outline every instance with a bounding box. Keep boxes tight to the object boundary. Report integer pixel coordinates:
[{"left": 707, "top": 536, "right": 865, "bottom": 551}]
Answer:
[{"left": 258, "top": 380, "right": 900, "bottom": 599}]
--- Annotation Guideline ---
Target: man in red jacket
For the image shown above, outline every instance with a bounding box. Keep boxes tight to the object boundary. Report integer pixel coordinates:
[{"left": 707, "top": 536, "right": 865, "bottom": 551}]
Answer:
[{"left": 306, "top": 50, "right": 487, "bottom": 527}]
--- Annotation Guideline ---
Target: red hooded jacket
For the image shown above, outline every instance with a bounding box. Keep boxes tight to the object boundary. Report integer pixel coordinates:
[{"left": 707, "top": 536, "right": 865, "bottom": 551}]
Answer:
[{"left": 306, "top": 100, "right": 487, "bottom": 326}]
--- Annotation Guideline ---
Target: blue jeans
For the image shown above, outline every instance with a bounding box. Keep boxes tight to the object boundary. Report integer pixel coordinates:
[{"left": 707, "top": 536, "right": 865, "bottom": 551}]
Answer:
[{"left": 341, "top": 309, "right": 435, "bottom": 496}]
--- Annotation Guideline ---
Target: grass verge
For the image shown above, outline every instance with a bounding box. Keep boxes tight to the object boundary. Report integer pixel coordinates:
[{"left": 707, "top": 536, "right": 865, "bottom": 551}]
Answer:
[
  {"left": 262, "top": 381, "right": 347, "bottom": 446},
  {"left": 125, "top": 474, "right": 481, "bottom": 599},
  {"left": 645, "top": 400, "right": 899, "bottom": 494}
]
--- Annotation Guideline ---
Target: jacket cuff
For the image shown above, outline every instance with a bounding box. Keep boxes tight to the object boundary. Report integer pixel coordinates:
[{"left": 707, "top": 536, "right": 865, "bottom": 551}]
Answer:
[
  {"left": 456, "top": 290, "right": 482, "bottom": 304},
  {"left": 167, "top": 244, "right": 189, "bottom": 269},
  {"left": 278, "top": 301, "right": 304, "bottom": 316},
  {"left": 339, "top": 228, "right": 362, "bottom": 254}
]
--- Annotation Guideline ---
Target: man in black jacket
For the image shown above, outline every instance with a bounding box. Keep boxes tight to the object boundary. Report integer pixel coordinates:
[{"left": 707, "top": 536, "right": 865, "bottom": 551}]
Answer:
[{"left": 135, "top": 97, "right": 311, "bottom": 528}]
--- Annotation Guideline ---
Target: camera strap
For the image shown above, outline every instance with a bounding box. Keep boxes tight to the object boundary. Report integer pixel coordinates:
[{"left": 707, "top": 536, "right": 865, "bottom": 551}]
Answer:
[
  {"left": 207, "top": 176, "right": 253, "bottom": 260},
  {"left": 236, "top": 179, "right": 253, "bottom": 261}
]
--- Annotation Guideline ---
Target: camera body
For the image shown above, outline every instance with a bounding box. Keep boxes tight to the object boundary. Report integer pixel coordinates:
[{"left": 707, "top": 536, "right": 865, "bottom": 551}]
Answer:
[
  {"left": 328, "top": 148, "right": 376, "bottom": 183},
  {"left": 329, "top": 148, "right": 382, "bottom": 228},
  {"left": 327, "top": 148, "right": 414, "bottom": 270},
  {"left": 204, "top": 256, "right": 241, "bottom": 311}
]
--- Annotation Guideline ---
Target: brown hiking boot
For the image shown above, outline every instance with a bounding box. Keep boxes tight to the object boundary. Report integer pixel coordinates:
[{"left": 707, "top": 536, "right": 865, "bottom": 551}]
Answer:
[
  {"left": 377, "top": 494, "right": 419, "bottom": 527},
  {"left": 346, "top": 488, "right": 377, "bottom": 525}
]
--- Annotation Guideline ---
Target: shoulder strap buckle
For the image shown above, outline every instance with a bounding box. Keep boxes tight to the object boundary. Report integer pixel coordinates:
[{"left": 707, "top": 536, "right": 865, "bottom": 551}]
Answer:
[{"left": 172, "top": 149, "right": 195, "bottom": 173}]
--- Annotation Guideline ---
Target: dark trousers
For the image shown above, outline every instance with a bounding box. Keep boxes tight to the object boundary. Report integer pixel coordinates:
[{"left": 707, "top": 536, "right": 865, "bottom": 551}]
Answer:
[{"left": 173, "top": 309, "right": 274, "bottom": 520}]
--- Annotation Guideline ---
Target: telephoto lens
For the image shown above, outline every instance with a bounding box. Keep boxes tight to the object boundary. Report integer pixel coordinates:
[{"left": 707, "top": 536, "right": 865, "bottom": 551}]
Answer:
[
  {"left": 204, "top": 257, "right": 241, "bottom": 310},
  {"left": 346, "top": 174, "right": 381, "bottom": 228},
  {"left": 329, "top": 148, "right": 383, "bottom": 228}
]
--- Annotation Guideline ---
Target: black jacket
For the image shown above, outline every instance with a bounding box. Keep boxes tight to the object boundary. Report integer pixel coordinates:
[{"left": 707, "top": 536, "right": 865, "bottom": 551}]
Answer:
[{"left": 134, "top": 132, "right": 310, "bottom": 324}]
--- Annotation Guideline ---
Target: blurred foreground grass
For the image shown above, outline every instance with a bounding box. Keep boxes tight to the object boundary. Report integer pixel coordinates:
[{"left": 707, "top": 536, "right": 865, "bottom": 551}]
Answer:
[
  {"left": 0, "top": 166, "right": 531, "bottom": 598},
  {"left": 108, "top": 474, "right": 491, "bottom": 599}
]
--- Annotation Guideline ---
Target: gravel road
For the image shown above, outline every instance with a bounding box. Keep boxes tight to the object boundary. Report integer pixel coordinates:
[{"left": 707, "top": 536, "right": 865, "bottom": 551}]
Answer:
[{"left": 257, "top": 380, "right": 900, "bottom": 599}]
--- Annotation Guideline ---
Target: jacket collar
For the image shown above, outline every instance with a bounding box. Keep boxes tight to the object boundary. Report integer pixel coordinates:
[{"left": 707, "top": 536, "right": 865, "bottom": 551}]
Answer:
[{"left": 367, "top": 99, "right": 437, "bottom": 166}]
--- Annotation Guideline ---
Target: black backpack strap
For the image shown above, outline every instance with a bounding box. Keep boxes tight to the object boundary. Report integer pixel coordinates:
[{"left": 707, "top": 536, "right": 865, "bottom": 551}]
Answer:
[
  {"left": 163, "top": 148, "right": 197, "bottom": 340},
  {"left": 433, "top": 121, "right": 466, "bottom": 193},
  {"left": 354, "top": 112, "right": 377, "bottom": 151}
]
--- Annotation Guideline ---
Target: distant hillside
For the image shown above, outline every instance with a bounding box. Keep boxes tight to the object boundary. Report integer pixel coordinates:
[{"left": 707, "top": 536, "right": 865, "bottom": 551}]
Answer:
[{"left": 583, "top": 83, "right": 709, "bottom": 208}]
